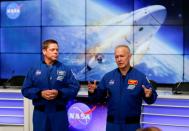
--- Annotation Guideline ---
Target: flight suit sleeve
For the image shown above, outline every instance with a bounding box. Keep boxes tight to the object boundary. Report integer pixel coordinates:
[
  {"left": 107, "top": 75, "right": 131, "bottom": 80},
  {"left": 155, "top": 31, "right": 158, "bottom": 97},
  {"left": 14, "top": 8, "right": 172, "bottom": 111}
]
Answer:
[
  {"left": 57, "top": 69, "right": 80, "bottom": 100},
  {"left": 21, "top": 69, "right": 42, "bottom": 100},
  {"left": 142, "top": 77, "right": 158, "bottom": 104},
  {"left": 88, "top": 76, "right": 107, "bottom": 103}
]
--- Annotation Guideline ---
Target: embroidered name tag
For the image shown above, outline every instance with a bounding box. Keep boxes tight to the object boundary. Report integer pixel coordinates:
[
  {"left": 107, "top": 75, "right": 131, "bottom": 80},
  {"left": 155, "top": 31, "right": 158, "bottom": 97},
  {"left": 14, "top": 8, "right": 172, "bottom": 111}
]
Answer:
[
  {"left": 57, "top": 70, "right": 66, "bottom": 81},
  {"left": 127, "top": 85, "right": 136, "bottom": 90}
]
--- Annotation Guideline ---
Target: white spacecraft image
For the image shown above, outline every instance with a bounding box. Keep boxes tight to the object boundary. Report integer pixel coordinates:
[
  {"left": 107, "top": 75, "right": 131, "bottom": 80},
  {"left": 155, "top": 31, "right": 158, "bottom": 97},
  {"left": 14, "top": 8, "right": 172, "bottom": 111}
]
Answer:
[{"left": 77, "top": 5, "right": 167, "bottom": 78}]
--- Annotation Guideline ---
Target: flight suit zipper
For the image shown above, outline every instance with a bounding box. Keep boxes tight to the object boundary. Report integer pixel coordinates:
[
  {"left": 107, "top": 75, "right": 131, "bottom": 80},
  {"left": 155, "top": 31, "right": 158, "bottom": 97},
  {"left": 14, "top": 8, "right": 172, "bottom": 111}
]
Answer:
[{"left": 118, "top": 75, "right": 126, "bottom": 122}]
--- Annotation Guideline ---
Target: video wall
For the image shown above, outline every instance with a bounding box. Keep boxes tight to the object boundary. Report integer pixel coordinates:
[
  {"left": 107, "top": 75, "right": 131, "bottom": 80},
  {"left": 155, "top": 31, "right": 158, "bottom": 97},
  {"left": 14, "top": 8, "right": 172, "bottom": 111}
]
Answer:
[{"left": 0, "top": 0, "right": 188, "bottom": 84}]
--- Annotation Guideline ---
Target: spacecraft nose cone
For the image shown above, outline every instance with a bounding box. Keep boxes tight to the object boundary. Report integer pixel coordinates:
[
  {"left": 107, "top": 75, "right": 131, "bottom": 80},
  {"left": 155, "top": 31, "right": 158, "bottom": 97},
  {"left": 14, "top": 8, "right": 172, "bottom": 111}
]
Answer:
[
  {"left": 149, "top": 5, "right": 167, "bottom": 24},
  {"left": 134, "top": 5, "right": 167, "bottom": 25}
]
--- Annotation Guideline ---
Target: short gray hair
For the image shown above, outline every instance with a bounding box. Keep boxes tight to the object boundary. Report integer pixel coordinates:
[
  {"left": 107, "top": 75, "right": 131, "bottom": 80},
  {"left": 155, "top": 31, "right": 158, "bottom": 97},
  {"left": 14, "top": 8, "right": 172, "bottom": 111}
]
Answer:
[{"left": 115, "top": 45, "right": 131, "bottom": 53}]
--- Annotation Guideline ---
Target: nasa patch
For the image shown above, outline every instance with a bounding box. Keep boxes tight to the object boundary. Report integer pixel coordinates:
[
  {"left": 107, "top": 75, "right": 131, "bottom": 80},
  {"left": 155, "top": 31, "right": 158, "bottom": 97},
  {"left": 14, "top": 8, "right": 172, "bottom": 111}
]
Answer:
[
  {"left": 35, "top": 70, "right": 41, "bottom": 76},
  {"left": 108, "top": 80, "right": 115, "bottom": 85}
]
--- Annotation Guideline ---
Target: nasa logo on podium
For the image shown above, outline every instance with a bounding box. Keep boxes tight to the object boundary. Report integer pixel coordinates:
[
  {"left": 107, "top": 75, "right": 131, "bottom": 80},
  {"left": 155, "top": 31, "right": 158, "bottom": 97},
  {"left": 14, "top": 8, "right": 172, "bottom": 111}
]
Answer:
[{"left": 68, "top": 103, "right": 95, "bottom": 129}]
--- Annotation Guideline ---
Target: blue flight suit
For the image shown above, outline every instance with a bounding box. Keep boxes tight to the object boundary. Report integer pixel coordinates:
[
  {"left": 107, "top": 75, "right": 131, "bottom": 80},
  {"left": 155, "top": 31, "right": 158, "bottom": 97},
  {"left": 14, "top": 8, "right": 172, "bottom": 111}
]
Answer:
[
  {"left": 22, "top": 61, "right": 80, "bottom": 131},
  {"left": 89, "top": 67, "right": 157, "bottom": 131}
]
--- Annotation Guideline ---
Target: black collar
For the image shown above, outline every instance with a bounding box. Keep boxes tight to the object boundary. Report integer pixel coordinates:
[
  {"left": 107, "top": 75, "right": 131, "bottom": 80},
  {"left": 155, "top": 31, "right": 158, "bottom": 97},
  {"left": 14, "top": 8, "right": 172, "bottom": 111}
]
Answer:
[
  {"left": 118, "top": 66, "right": 133, "bottom": 77},
  {"left": 42, "top": 60, "right": 58, "bottom": 65}
]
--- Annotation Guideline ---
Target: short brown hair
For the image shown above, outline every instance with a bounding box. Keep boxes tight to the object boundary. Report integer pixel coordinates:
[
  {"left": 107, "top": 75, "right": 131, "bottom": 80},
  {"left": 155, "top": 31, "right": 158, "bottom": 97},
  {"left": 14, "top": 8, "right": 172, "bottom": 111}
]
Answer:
[{"left": 42, "top": 39, "right": 58, "bottom": 49}]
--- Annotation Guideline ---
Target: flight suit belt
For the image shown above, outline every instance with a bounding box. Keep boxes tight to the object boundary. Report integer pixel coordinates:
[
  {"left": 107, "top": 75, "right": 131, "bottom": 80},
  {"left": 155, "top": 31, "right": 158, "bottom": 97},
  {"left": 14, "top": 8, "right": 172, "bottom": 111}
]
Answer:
[
  {"left": 34, "top": 105, "right": 66, "bottom": 112},
  {"left": 107, "top": 115, "right": 140, "bottom": 124}
]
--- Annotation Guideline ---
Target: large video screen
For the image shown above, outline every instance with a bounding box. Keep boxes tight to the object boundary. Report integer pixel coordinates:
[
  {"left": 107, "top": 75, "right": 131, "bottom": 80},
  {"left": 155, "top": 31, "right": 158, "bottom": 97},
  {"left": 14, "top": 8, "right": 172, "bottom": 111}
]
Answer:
[
  {"left": 1, "top": 0, "right": 40, "bottom": 26},
  {"left": 86, "top": 0, "right": 134, "bottom": 26},
  {"left": 0, "top": 0, "right": 188, "bottom": 84},
  {"left": 134, "top": 0, "right": 183, "bottom": 25},
  {"left": 58, "top": 54, "right": 86, "bottom": 81},
  {"left": 1, "top": 27, "right": 41, "bottom": 53},
  {"left": 42, "top": 27, "right": 85, "bottom": 53},
  {"left": 85, "top": 53, "right": 117, "bottom": 81},
  {"left": 42, "top": 0, "right": 85, "bottom": 26},
  {"left": 134, "top": 55, "right": 184, "bottom": 83},
  {"left": 134, "top": 26, "right": 183, "bottom": 55},
  {"left": 0, "top": 54, "right": 41, "bottom": 79},
  {"left": 86, "top": 25, "right": 134, "bottom": 54},
  {"left": 184, "top": 26, "right": 189, "bottom": 54}
]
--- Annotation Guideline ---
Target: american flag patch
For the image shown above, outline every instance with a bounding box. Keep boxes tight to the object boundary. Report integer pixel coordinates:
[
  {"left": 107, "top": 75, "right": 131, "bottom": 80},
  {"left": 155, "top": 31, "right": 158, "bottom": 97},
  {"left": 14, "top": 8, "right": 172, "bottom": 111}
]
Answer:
[{"left": 128, "top": 79, "right": 138, "bottom": 85}]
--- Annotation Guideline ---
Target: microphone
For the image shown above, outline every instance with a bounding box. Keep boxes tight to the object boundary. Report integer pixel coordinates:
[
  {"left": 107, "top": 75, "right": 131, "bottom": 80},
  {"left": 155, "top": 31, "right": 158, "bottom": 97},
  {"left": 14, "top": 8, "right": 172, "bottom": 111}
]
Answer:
[
  {"left": 3, "top": 77, "right": 12, "bottom": 89},
  {"left": 173, "top": 82, "right": 182, "bottom": 95},
  {"left": 3, "top": 70, "right": 15, "bottom": 89}
]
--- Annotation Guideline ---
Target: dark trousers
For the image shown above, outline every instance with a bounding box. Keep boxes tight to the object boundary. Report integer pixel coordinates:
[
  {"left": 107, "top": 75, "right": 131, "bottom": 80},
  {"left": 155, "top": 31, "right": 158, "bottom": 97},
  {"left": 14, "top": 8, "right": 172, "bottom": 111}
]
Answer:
[
  {"left": 106, "top": 122, "right": 140, "bottom": 131},
  {"left": 106, "top": 115, "right": 141, "bottom": 131},
  {"left": 33, "top": 108, "right": 68, "bottom": 131}
]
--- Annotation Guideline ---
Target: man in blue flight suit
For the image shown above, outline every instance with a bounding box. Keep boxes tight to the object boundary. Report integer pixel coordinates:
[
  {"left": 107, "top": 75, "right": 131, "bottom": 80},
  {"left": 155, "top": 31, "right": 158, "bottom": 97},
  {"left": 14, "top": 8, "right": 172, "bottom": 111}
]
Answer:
[
  {"left": 88, "top": 45, "right": 157, "bottom": 131},
  {"left": 22, "top": 39, "right": 80, "bottom": 131}
]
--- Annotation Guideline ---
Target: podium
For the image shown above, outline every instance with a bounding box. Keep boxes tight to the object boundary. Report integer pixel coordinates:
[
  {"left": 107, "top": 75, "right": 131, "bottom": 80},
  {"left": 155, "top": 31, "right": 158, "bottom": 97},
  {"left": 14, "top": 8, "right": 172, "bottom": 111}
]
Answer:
[{"left": 23, "top": 98, "right": 33, "bottom": 131}]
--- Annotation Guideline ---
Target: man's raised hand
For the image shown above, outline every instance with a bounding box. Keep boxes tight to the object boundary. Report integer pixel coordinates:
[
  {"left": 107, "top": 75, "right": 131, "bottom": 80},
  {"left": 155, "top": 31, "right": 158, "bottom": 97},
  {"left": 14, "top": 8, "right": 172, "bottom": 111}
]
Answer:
[{"left": 88, "top": 80, "right": 97, "bottom": 93}]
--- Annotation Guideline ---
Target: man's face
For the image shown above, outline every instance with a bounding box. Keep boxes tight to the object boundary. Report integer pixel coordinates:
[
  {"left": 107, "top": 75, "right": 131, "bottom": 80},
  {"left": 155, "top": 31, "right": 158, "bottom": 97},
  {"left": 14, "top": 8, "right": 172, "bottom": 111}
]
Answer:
[
  {"left": 114, "top": 47, "right": 131, "bottom": 70},
  {"left": 43, "top": 43, "right": 59, "bottom": 62}
]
